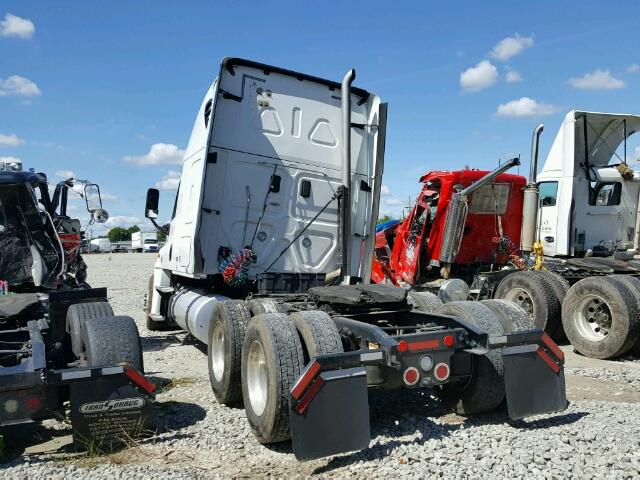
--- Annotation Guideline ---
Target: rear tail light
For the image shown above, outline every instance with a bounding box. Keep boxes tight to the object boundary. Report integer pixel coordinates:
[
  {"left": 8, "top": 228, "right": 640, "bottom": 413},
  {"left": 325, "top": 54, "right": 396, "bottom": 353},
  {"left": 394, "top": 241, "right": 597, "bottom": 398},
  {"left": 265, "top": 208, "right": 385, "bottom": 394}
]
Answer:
[
  {"left": 443, "top": 335, "right": 455, "bottom": 347},
  {"left": 25, "top": 396, "right": 43, "bottom": 411},
  {"left": 403, "top": 367, "right": 419, "bottom": 386},
  {"left": 434, "top": 363, "right": 450, "bottom": 381},
  {"left": 397, "top": 340, "right": 408, "bottom": 353}
]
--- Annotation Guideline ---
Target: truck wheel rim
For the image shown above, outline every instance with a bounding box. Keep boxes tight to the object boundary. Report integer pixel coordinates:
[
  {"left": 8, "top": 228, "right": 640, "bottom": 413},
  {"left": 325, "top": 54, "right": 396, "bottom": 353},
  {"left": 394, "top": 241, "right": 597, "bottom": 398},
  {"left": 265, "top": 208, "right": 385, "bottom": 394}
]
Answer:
[
  {"left": 574, "top": 294, "right": 611, "bottom": 342},
  {"left": 210, "top": 322, "right": 225, "bottom": 382},
  {"left": 247, "top": 340, "right": 268, "bottom": 416},
  {"left": 504, "top": 288, "right": 534, "bottom": 319}
]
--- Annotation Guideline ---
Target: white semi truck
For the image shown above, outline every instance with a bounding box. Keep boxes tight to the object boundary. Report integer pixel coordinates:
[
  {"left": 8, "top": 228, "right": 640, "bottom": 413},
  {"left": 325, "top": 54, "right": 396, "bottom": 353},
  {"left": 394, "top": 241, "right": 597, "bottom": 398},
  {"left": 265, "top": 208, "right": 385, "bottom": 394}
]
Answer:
[
  {"left": 142, "top": 57, "right": 566, "bottom": 461},
  {"left": 132, "top": 231, "right": 158, "bottom": 253},
  {"left": 89, "top": 237, "right": 111, "bottom": 253}
]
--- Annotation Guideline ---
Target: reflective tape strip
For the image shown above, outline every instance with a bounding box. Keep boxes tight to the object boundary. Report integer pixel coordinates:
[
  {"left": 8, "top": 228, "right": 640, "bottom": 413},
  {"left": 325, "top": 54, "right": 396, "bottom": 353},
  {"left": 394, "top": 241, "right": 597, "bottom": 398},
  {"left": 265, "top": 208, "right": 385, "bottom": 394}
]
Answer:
[
  {"left": 295, "top": 377, "right": 325, "bottom": 415},
  {"left": 291, "top": 361, "right": 321, "bottom": 400},
  {"left": 61, "top": 370, "right": 92, "bottom": 380},
  {"left": 536, "top": 347, "right": 561, "bottom": 374},
  {"left": 101, "top": 366, "right": 124, "bottom": 376},
  {"left": 360, "top": 351, "right": 383, "bottom": 362},
  {"left": 541, "top": 332, "right": 565, "bottom": 363}
]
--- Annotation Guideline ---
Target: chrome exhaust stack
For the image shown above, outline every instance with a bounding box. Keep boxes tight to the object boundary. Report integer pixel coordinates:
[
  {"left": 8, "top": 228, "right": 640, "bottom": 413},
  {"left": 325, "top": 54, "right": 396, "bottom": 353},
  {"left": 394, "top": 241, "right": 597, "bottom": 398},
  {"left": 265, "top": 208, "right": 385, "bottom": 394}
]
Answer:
[
  {"left": 339, "top": 69, "right": 355, "bottom": 282},
  {"left": 439, "top": 157, "right": 520, "bottom": 271},
  {"left": 521, "top": 124, "right": 544, "bottom": 253}
]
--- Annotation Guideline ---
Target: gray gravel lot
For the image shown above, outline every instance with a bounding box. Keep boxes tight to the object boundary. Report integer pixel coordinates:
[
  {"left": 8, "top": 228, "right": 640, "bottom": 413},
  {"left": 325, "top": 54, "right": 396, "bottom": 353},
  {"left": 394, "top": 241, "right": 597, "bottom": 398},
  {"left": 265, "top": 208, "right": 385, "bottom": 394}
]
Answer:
[{"left": 2, "top": 253, "right": 640, "bottom": 478}]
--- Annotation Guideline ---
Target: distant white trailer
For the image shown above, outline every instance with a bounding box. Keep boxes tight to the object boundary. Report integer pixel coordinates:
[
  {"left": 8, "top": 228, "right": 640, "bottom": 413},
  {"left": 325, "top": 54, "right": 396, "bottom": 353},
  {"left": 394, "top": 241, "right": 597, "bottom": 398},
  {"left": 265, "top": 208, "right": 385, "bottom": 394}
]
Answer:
[
  {"left": 132, "top": 231, "right": 158, "bottom": 253},
  {"left": 89, "top": 238, "right": 111, "bottom": 253}
]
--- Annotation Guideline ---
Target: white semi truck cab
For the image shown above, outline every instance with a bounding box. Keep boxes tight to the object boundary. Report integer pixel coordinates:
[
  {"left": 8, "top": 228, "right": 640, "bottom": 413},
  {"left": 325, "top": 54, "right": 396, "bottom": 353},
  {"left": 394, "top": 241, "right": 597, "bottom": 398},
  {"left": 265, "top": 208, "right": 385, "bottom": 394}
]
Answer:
[
  {"left": 145, "top": 57, "right": 386, "bottom": 329},
  {"left": 142, "top": 58, "right": 566, "bottom": 461},
  {"left": 533, "top": 110, "right": 640, "bottom": 258}
]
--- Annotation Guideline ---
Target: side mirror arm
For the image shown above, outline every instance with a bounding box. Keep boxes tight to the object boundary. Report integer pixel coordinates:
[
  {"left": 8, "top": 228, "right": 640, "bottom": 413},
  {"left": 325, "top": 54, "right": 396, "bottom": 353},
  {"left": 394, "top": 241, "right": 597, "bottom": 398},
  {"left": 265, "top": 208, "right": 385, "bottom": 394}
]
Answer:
[{"left": 149, "top": 218, "right": 169, "bottom": 236}]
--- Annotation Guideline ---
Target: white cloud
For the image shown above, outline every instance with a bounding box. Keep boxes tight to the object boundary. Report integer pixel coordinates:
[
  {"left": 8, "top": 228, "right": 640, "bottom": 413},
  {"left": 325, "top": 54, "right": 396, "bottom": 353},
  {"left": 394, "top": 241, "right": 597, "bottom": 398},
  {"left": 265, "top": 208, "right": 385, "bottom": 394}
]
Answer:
[
  {"left": 385, "top": 198, "right": 403, "bottom": 206},
  {"left": 124, "top": 143, "right": 185, "bottom": 166},
  {"left": 101, "top": 193, "right": 119, "bottom": 202},
  {"left": 0, "top": 75, "right": 41, "bottom": 97},
  {"left": 505, "top": 69, "right": 523, "bottom": 83},
  {"left": 496, "top": 97, "right": 559, "bottom": 118},
  {"left": 0, "top": 133, "right": 24, "bottom": 147},
  {"left": 490, "top": 34, "right": 534, "bottom": 61},
  {"left": 381, "top": 185, "right": 392, "bottom": 196},
  {"left": 633, "top": 146, "right": 640, "bottom": 162},
  {"left": 105, "top": 215, "right": 143, "bottom": 228},
  {"left": 566, "top": 69, "right": 625, "bottom": 90},
  {"left": 55, "top": 170, "right": 76, "bottom": 178},
  {"left": 460, "top": 60, "right": 498, "bottom": 92},
  {"left": 0, "top": 14, "right": 35, "bottom": 39},
  {"left": 155, "top": 170, "right": 181, "bottom": 190},
  {"left": 627, "top": 64, "right": 640, "bottom": 73}
]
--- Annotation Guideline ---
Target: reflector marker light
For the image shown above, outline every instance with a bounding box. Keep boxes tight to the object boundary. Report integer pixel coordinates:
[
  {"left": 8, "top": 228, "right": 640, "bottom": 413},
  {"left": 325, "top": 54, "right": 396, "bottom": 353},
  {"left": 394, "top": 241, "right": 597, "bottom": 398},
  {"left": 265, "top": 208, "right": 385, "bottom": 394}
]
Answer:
[
  {"left": 397, "top": 340, "right": 408, "bottom": 353},
  {"left": 443, "top": 335, "right": 455, "bottom": 347},
  {"left": 407, "top": 339, "right": 440, "bottom": 352}
]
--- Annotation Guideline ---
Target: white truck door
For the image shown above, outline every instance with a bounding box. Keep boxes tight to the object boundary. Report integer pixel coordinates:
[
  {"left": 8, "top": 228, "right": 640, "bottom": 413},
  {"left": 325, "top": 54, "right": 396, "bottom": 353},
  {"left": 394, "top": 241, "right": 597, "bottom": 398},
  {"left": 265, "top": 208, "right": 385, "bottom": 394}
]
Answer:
[{"left": 537, "top": 181, "right": 560, "bottom": 256}]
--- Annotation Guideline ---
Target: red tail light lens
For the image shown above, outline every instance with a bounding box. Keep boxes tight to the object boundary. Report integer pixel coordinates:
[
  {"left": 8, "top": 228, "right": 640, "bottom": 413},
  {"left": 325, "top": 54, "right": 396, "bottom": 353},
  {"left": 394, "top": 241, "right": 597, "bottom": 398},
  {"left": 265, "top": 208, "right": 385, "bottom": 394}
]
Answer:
[
  {"left": 443, "top": 335, "right": 455, "bottom": 347},
  {"left": 397, "top": 340, "right": 408, "bottom": 353},
  {"left": 25, "top": 396, "right": 43, "bottom": 411},
  {"left": 434, "top": 363, "right": 450, "bottom": 381},
  {"left": 403, "top": 367, "right": 419, "bottom": 386}
]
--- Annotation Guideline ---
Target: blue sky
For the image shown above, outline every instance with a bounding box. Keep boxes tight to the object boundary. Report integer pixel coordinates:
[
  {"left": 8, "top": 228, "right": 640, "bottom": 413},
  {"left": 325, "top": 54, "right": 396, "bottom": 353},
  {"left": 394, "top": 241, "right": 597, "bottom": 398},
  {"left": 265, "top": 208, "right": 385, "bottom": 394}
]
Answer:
[{"left": 1, "top": 1, "right": 640, "bottom": 230}]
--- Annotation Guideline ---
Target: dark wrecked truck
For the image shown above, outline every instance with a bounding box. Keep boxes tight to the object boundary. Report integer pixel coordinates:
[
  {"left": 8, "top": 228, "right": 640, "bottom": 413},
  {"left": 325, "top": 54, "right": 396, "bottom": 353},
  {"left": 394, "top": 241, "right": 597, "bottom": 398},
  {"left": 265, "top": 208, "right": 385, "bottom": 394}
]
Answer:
[{"left": 0, "top": 166, "right": 154, "bottom": 449}]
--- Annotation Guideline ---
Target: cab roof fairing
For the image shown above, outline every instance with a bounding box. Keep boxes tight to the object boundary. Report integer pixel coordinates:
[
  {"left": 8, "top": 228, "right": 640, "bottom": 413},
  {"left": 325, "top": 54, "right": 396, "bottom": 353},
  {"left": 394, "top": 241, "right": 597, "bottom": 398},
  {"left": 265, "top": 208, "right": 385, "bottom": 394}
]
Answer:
[{"left": 539, "top": 110, "right": 640, "bottom": 181}]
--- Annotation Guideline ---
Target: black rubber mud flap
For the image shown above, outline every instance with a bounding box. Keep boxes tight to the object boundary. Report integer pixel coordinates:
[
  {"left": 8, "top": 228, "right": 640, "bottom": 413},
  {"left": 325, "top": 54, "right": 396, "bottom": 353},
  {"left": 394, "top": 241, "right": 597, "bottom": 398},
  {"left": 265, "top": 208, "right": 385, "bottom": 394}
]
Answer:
[
  {"left": 503, "top": 342, "right": 567, "bottom": 420},
  {"left": 290, "top": 366, "right": 370, "bottom": 461},
  {"left": 69, "top": 367, "right": 155, "bottom": 451}
]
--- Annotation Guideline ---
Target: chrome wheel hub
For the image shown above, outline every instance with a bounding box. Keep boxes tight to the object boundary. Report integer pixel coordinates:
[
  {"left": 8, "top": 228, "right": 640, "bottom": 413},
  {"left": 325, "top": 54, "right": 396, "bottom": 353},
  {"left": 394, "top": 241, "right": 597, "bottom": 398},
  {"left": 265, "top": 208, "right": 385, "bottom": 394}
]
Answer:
[
  {"left": 210, "top": 322, "right": 225, "bottom": 382},
  {"left": 247, "top": 340, "right": 268, "bottom": 416},
  {"left": 505, "top": 287, "right": 535, "bottom": 319},
  {"left": 574, "top": 294, "right": 611, "bottom": 342}
]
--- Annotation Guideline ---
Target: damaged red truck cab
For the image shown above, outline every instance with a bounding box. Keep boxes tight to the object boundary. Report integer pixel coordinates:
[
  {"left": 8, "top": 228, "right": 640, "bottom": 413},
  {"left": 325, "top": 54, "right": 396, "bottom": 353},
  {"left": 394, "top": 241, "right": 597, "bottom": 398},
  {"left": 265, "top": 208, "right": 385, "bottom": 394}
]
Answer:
[{"left": 373, "top": 168, "right": 526, "bottom": 285}]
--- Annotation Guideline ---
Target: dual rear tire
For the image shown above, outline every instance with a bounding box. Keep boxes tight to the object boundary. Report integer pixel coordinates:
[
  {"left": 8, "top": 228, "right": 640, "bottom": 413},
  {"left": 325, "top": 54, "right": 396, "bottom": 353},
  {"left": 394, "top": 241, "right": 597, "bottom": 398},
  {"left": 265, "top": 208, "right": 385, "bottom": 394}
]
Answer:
[
  {"left": 562, "top": 275, "right": 640, "bottom": 359},
  {"left": 207, "top": 303, "right": 343, "bottom": 444},
  {"left": 494, "top": 270, "right": 566, "bottom": 338}
]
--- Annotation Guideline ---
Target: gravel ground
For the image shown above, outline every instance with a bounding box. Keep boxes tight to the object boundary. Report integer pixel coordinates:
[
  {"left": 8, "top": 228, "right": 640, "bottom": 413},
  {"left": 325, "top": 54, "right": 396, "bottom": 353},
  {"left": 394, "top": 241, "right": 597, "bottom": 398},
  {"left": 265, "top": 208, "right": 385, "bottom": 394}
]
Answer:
[{"left": 2, "top": 252, "right": 640, "bottom": 478}]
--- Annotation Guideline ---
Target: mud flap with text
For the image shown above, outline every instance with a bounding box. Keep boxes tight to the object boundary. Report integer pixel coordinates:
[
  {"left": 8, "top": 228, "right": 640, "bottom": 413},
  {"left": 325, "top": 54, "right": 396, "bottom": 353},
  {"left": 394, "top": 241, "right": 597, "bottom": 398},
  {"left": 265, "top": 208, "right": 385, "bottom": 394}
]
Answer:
[
  {"left": 290, "top": 366, "right": 370, "bottom": 461},
  {"left": 503, "top": 343, "right": 567, "bottom": 420},
  {"left": 69, "top": 367, "right": 154, "bottom": 450}
]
